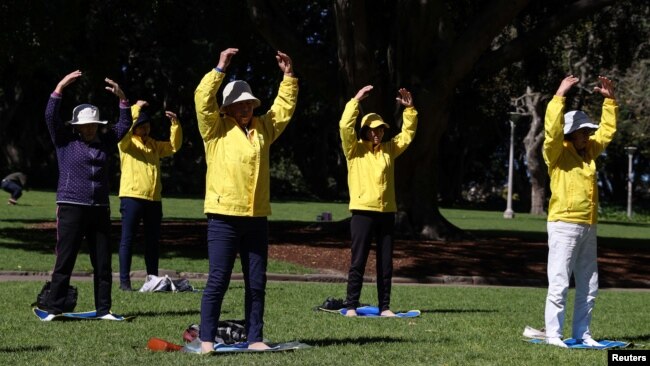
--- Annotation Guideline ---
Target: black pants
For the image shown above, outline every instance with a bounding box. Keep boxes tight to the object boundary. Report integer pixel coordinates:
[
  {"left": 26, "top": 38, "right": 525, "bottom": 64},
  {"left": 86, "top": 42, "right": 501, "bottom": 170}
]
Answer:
[
  {"left": 47, "top": 204, "right": 112, "bottom": 315},
  {"left": 345, "top": 210, "right": 394, "bottom": 311}
]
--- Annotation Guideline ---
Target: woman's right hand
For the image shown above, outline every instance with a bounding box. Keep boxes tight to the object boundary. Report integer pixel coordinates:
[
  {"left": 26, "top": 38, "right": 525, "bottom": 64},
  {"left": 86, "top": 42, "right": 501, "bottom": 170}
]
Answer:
[
  {"left": 217, "top": 48, "right": 239, "bottom": 71},
  {"left": 555, "top": 75, "right": 579, "bottom": 97},
  {"left": 54, "top": 70, "right": 82, "bottom": 94},
  {"left": 354, "top": 85, "right": 373, "bottom": 101}
]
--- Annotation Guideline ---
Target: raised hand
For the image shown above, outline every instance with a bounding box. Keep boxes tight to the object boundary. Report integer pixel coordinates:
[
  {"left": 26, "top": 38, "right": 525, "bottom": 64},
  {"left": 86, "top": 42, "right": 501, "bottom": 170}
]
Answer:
[
  {"left": 217, "top": 48, "right": 239, "bottom": 71},
  {"left": 105, "top": 78, "right": 126, "bottom": 100},
  {"left": 594, "top": 76, "right": 615, "bottom": 100},
  {"left": 135, "top": 100, "right": 149, "bottom": 107},
  {"left": 275, "top": 51, "right": 293, "bottom": 76},
  {"left": 555, "top": 75, "right": 579, "bottom": 97},
  {"left": 354, "top": 85, "right": 373, "bottom": 101},
  {"left": 165, "top": 111, "right": 178, "bottom": 120},
  {"left": 396, "top": 88, "right": 413, "bottom": 107},
  {"left": 55, "top": 70, "right": 83, "bottom": 94}
]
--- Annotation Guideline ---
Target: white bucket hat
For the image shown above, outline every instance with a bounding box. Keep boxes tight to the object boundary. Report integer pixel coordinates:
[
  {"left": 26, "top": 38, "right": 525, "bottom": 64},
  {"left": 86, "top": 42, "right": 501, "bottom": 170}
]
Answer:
[
  {"left": 564, "top": 110, "right": 598, "bottom": 135},
  {"left": 68, "top": 104, "right": 107, "bottom": 125},
  {"left": 220, "top": 80, "right": 261, "bottom": 112}
]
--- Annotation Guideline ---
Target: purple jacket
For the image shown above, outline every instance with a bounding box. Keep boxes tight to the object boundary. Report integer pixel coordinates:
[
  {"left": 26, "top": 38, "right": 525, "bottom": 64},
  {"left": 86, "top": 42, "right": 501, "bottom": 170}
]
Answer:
[{"left": 45, "top": 93, "right": 132, "bottom": 206}]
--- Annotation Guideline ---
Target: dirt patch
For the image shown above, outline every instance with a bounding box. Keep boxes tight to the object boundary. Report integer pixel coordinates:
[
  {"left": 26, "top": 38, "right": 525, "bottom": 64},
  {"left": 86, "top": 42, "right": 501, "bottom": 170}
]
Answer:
[{"left": 27, "top": 220, "right": 650, "bottom": 288}]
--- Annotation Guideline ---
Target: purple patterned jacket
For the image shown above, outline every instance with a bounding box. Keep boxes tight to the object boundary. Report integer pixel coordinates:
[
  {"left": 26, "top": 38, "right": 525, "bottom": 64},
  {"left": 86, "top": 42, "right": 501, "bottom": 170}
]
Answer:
[{"left": 45, "top": 93, "right": 132, "bottom": 206}]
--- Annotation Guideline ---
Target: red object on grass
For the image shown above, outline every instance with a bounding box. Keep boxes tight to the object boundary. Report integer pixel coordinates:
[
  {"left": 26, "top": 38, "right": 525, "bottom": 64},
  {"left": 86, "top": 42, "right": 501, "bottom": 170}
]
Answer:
[{"left": 147, "top": 337, "right": 183, "bottom": 352}]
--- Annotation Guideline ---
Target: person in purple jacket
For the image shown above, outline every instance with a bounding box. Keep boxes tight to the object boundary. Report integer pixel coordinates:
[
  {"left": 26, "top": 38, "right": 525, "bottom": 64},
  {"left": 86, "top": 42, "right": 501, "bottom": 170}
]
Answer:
[{"left": 41, "top": 70, "right": 132, "bottom": 321}]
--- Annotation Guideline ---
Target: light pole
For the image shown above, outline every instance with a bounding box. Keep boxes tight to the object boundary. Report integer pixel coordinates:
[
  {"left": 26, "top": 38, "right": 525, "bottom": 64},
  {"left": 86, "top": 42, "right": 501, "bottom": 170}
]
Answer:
[
  {"left": 624, "top": 146, "right": 637, "bottom": 219},
  {"left": 504, "top": 113, "right": 523, "bottom": 219}
]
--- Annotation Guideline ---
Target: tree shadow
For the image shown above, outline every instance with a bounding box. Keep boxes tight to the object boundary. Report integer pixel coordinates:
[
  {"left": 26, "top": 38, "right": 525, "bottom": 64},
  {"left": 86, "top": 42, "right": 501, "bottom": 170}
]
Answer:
[
  {"left": 0, "top": 345, "right": 52, "bottom": 353},
  {"left": 420, "top": 309, "right": 498, "bottom": 314},
  {"left": 296, "top": 336, "right": 412, "bottom": 348}
]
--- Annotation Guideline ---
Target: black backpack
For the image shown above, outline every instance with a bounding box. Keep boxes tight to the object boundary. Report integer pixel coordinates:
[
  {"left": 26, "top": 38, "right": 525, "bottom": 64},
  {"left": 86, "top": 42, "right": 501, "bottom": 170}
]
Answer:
[{"left": 32, "top": 281, "right": 78, "bottom": 313}]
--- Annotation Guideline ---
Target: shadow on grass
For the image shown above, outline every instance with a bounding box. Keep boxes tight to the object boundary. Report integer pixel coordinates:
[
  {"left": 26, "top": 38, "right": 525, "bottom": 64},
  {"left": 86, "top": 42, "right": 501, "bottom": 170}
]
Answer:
[
  {"left": 420, "top": 309, "right": 497, "bottom": 314},
  {"left": 600, "top": 333, "right": 650, "bottom": 342},
  {"left": 297, "top": 336, "right": 408, "bottom": 347},
  {"left": 0, "top": 345, "right": 52, "bottom": 353},
  {"left": 126, "top": 309, "right": 200, "bottom": 318}
]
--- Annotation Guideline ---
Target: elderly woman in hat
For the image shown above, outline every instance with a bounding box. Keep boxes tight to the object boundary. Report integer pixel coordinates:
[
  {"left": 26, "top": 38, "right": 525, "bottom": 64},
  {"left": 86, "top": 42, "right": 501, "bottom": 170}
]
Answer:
[
  {"left": 194, "top": 48, "right": 298, "bottom": 352},
  {"left": 117, "top": 100, "right": 183, "bottom": 291},
  {"left": 339, "top": 85, "right": 417, "bottom": 317},
  {"left": 542, "top": 75, "right": 617, "bottom": 348},
  {"left": 42, "top": 70, "right": 132, "bottom": 320}
]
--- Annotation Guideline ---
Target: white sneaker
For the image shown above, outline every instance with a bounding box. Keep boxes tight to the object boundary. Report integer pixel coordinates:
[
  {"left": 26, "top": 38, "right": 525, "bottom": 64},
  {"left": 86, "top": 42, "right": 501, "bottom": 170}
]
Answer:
[
  {"left": 581, "top": 338, "right": 603, "bottom": 347},
  {"left": 546, "top": 337, "right": 568, "bottom": 348},
  {"left": 522, "top": 326, "right": 546, "bottom": 339},
  {"left": 99, "top": 314, "right": 120, "bottom": 321},
  {"left": 40, "top": 314, "right": 56, "bottom": 322}
]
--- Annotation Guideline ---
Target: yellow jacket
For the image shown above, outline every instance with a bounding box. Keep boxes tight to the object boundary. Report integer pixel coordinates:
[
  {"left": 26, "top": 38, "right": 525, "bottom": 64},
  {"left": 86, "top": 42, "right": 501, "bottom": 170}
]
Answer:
[
  {"left": 543, "top": 95, "right": 617, "bottom": 224},
  {"left": 339, "top": 99, "right": 418, "bottom": 212},
  {"left": 195, "top": 69, "right": 299, "bottom": 216},
  {"left": 118, "top": 104, "right": 183, "bottom": 201}
]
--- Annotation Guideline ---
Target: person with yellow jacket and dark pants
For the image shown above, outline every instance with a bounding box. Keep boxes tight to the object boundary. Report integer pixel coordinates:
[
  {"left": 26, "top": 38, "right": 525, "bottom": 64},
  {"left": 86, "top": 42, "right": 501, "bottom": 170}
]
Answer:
[
  {"left": 339, "top": 85, "right": 417, "bottom": 317},
  {"left": 542, "top": 75, "right": 617, "bottom": 348},
  {"left": 117, "top": 100, "right": 182, "bottom": 291},
  {"left": 194, "top": 48, "right": 298, "bottom": 352}
]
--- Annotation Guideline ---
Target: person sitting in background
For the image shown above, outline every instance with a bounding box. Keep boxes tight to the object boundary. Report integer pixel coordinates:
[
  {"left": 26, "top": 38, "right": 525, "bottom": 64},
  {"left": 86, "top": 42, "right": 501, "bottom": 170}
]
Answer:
[
  {"left": 117, "top": 100, "right": 183, "bottom": 291},
  {"left": 1, "top": 172, "right": 27, "bottom": 205}
]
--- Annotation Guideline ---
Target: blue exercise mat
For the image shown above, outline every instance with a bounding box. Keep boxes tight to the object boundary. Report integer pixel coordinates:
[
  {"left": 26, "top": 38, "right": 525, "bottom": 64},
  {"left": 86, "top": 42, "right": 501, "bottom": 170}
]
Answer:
[
  {"left": 33, "top": 307, "right": 133, "bottom": 321},
  {"left": 527, "top": 338, "right": 632, "bottom": 350},
  {"left": 181, "top": 340, "right": 311, "bottom": 353},
  {"left": 338, "top": 306, "right": 421, "bottom": 318}
]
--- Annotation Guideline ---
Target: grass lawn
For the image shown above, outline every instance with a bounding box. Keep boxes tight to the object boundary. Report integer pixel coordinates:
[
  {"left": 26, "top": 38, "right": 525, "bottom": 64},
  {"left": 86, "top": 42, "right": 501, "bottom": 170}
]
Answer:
[{"left": 0, "top": 281, "right": 647, "bottom": 365}]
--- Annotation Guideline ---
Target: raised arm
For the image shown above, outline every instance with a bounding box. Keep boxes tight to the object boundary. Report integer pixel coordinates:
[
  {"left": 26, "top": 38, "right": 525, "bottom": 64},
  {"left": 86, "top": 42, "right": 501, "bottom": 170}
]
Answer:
[
  {"left": 195, "top": 48, "right": 235, "bottom": 141},
  {"left": 263, "top": 51, "right": 299, "bottom": 142},
  {"left": 157, "top": 111, "right": 183, "bottom": 158},
  {"left": 104, "top": 77, "right": 132, "bottom": 143},
  {"left": 46, "top": 70, "right": 83, "bottom": 145},
  {"left": 590, "top": 76, "right": 617, "bottom": 155},
  {"left": 391, "top": 88, "right": 417, "bottom": 156},
  {"left": 543, "top": 76, "right": 579, "bottom": 168}
]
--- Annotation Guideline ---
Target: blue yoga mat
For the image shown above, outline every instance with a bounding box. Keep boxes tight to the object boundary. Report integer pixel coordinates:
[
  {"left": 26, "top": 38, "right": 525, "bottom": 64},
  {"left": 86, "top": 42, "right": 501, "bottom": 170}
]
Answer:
[
  {"left": 33, "top": 307, "right": 133, "bottom": 321},
  {"left": 182, "top": 340, "right": 311, "bottom": 353},
  {"left": 527, "top": 338, "right": 632, "bottom": 350},
  {"left": 338, "top": 306, "right": 421, "bottom": 318}
]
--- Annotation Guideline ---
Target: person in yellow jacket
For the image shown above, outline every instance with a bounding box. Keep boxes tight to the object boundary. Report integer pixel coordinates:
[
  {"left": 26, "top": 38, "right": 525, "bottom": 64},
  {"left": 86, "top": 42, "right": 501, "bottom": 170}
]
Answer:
[
  {"left": 117, "top": 100, "right": 182, "bottom": 291},
  {"left": 194, "top": 48, "right": 298, "bottom": 352},
  {"left": 542, "top": 75, "right": 617, "bottom": 348},
  {"left": 339, "top": 85, "right": 417, "bottom": 317}
]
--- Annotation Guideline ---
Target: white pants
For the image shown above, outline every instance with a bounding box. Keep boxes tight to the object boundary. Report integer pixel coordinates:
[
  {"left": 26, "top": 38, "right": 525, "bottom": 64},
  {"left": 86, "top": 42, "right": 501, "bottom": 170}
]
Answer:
[{"left": 544, "top": 221, "right": 598, "bottom": 340}]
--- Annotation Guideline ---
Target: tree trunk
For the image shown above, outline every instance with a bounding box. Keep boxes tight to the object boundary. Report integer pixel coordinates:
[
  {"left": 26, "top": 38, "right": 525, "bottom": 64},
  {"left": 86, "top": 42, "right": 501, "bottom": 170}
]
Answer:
[{"left": 520, "top": 87, "right": 548, "bottom": 215}]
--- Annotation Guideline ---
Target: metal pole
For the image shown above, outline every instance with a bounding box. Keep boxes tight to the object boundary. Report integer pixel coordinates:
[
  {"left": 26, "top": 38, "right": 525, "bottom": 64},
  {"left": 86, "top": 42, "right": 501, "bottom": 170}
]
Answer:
[
  {"left": 504, "top": 120, "right": 515, "bottom": 219},
  {"left": 624, "top": 146, "right": 637, "bottom": 219}
]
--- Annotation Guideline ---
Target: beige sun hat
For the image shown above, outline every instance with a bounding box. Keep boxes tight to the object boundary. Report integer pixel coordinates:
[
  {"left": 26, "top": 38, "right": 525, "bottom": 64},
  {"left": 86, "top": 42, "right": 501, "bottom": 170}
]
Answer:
[
  {"left": 564, "top": 110, "right": 598, "bottom": 135},
  {"left": 361, "top": 113, "right": 389, "bottom": 129},
  {"left": 220, "top": 80, "right": 261, "bottom": 112},
  {"left": 67, "top": 104, "right": 108, "bottom": 125}
]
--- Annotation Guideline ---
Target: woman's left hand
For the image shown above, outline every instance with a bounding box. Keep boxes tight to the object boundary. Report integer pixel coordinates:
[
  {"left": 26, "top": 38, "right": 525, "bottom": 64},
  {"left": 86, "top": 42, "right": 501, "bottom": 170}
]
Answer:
[
  {"left": 396, "top": 88, "right": 413, "bottom": 107},
  {"left": 276, "top": 51, "right": 294, "bottom": 77},
  {"left": 105, "top": 78, "right": 126, "bottom": 100}
]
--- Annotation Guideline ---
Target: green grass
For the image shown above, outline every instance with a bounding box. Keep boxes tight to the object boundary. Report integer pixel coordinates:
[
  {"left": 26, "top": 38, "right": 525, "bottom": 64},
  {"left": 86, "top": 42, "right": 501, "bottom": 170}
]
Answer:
[{"left": 0, "top": 281, "right": 647, "bottom": 365}]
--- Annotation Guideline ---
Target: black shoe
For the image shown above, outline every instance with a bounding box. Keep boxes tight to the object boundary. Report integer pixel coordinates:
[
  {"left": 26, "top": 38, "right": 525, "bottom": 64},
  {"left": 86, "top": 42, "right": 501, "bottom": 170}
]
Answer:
[{"left": 119, "top": 281, "right": 132, "bottom": 291}]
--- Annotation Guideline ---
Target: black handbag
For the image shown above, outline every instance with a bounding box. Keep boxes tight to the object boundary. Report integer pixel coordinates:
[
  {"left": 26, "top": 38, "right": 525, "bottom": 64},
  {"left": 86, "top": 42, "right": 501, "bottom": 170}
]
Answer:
[{"left": 32, "top": 281, "right": 78, "bottom": 312}]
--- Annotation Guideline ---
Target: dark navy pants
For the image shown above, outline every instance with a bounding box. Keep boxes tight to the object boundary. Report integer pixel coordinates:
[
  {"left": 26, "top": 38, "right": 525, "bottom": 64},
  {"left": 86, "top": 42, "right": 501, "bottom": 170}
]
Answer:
[
  {"left": 48, "top": 204, "right": 112, "bottom": 315},
  {"left": 118, "top": 197, "right": 162, "bottom": 283},
  {"left": 1, "top": 179, "right": 22, "bottom": 200},
  {"left": 200, "top": 214, "right": 268, "bottom": 343},
  {"left": 345, "top": 210, "right": 394, "bottom": 311}
]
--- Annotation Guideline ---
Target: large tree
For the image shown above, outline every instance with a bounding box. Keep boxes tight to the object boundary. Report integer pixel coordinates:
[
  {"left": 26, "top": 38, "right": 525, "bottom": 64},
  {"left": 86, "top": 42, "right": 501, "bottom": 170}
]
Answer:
[{"left": 247, "top": 0, "right": 629, "bottom": 239}]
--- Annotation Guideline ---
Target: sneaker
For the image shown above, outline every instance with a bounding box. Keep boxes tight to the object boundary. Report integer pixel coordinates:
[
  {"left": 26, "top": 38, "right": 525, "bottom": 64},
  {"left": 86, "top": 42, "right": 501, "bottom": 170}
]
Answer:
[
  {"left": 546, "top": 337, "right": 568, "bottom": 348},
  {"left": 40, "top": 313, "right": 56, "bottom": 322},
  {"left": 522, "top": 325, "right": 546, "bottom": 339},
  {"left": 8, "top": 199, "right": 17, "bottom": 205},
  {"left": 99, "top": 313, "right": 120, "bottom": 321},
  {"left": 581, "top": 338, "right": 603, "bottom": 347}
]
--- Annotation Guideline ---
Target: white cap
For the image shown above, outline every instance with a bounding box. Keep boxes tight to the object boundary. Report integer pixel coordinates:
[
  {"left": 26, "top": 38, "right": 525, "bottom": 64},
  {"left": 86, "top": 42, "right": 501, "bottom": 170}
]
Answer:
[{"left": 68, "top": 104, "right": 108, "bottom": 125}]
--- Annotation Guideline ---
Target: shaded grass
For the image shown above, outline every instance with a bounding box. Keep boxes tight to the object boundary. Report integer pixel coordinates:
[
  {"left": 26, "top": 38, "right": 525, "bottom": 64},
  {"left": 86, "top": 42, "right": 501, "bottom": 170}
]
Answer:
[{"left": 0, "top": 281, "right": 647, "bottom": 365}]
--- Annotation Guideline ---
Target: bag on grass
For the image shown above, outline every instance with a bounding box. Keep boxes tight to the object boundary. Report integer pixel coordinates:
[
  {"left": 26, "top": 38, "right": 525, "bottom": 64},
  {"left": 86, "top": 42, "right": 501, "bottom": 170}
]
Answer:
[
  {"left": 183, "top": 321, "right": 247, "bottom": 345},
  {"left": 140, "top": 275, "right": 194, "bottom": 292},
  {"left": 32, "top": 281, "right": 78, "bottom": 312}
]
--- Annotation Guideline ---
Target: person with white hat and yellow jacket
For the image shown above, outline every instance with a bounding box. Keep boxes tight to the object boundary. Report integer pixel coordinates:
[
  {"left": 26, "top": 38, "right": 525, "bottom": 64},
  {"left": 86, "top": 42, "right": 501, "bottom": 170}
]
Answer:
[
  {"left": 117, "top": 100, "right": 182, "bottom": 291},
  {"left": 194, "top": 47, "right": 298, "bottom": 352},
  {"left": 339, "top": 85, "right": 417, "bottom": 317},
  {"left": 542, "top": 75, "right": 617, "bottom": 348}
]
